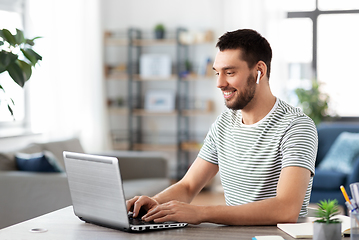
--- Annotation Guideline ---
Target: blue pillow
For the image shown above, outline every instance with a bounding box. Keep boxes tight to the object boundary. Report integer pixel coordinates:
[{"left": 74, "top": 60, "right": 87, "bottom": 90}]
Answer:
[
  {"left": 318, "top": 132, "right": 359, "bottom": 174},
  {"left": 16, "top": 151, "right": 63, "bottom": 173}
]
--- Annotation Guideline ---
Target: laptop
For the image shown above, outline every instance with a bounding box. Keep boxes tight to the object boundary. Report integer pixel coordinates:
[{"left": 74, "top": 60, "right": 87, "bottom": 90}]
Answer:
[{"left": 63, "top": 151, "right": 188, "bottom": 232}]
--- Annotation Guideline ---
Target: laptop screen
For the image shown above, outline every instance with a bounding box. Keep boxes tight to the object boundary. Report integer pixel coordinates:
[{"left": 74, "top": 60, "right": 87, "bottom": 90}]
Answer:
[{"left": 63, "top": 152, "right": 129, "bottom": 229}]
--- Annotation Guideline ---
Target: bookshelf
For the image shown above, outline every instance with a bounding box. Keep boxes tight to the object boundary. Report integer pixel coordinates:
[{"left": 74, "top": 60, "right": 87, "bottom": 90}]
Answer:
[{"left": 104, "top": 27, "right": 215, "bottom": 178}]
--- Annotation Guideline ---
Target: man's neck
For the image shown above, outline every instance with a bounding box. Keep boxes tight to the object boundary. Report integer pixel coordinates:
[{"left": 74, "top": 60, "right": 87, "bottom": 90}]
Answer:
[{"left": 241, "top": 89, "right": 276, "bottom": 125}]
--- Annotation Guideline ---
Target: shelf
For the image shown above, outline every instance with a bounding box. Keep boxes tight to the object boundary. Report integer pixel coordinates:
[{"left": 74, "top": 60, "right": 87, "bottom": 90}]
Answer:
[
  {"left": 182, "top": 74, "right": 215, "bottom": 81},
  {"left": 181, "top": 141, "right": 202, "bottom": 151},
  {"left": 108, "top": 107, "right": 128, "bottom": 115},
  {"left": 112, "top": 142, "right": 130, "bottom": 150},
  {"left": 133, "top": 143, "right": 178, "bottom": 151},
  {"left": 132, "top": 142, "right": 202, "bottom": 152},
  {"left": 133, "top": 74, "right": 178, "bottom": 81},
  {"left": 132, "top": 109, "right": 178, "bottom": 116},
  {"left": 182, "top": 100, "right": 214, "bottom": 115},
  {"left": 104, "top": 31, "right": 128, "bottom": 46},
  {"left": 106, "top": 72, "right": 128, "bottom": 80},
  {"left": 104, "top": 30, "right": 214, "bottom": 47},
  {"left": 105, "top": 38, "right": 128, "bottom": 46},
  {"left": 109, "top": 107, "right": 212, "bottom": 116},
  {"left": 182, "top": 109, "right": 212, "bottom": 116},
  {"left": 104, "top": 65, "right": 128, "bottom": 80},
  {"left": 132, "top": 39, "right": 177, "bottom": 46}
]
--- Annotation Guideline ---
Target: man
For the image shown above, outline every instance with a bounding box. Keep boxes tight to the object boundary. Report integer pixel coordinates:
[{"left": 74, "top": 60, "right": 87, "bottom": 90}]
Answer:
[{"left": 127, "top": 29, "right": 317, "bottom": 225}]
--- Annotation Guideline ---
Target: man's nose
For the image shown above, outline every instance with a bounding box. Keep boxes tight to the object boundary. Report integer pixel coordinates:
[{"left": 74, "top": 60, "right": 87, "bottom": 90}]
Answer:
[{"left": 216, "top": 73, "right": 227, "bottom": 89}]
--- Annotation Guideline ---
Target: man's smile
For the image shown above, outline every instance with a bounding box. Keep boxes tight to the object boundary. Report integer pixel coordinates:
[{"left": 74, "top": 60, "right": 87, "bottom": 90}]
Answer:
[{"left": 222, "top": 90, "right": 237, "bottom": 99}]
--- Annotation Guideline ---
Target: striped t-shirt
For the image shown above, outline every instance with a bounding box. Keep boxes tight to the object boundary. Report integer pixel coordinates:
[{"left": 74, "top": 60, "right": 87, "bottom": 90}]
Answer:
[{"left": 198, "top": 98, "right": 318, "bottom": 216}]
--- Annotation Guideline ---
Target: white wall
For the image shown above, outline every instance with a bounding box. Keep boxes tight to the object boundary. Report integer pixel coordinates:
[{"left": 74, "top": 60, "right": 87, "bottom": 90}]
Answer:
[{"left": 22, "top": 0, "right": 106, "bottom": 152}]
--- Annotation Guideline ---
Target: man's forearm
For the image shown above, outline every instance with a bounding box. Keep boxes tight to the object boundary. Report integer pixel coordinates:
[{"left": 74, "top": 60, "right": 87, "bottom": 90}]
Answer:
[
  {"left": 199, "top": 197, "right": 300, "bottom": 225},
  {"left": 152, "top": 180, "right": 197, "bottom": 204},
  {"left": 152, "top": 158, "right": 218, "bottom": 205}
]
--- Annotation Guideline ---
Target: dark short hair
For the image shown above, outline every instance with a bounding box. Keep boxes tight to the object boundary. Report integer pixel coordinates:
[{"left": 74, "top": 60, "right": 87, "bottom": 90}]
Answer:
[{"left": 216, "top": 29, "right": 272, "bottom": 78}]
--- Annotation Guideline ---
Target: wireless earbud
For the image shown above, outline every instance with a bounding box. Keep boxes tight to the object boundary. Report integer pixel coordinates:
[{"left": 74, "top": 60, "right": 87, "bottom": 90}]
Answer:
[{"left": 256, "top": 70, "right": 261, "bottom": 84}]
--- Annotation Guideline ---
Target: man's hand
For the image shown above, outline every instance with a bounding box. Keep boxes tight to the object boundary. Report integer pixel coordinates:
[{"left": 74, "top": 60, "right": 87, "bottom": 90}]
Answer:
[
  {"left": 126, "top": 195, "right": 159, "bottom": 218},
  {"left": 142, "top": 200, "right": 204, "bottom": 225}
]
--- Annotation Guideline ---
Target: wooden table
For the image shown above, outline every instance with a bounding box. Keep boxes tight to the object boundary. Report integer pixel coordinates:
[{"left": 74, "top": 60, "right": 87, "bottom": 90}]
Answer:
[{"left": 0, "top": 206, "right": 346, "bottom": 240}]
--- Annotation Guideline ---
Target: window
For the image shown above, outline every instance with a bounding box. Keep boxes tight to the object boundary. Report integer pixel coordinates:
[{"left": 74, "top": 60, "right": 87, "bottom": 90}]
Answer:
[
  {"left": 0, "top": 0, "right": 26, "bottom": 127},
  {"left": 286, "top": 0, "right": 359, "bottom": 117}
]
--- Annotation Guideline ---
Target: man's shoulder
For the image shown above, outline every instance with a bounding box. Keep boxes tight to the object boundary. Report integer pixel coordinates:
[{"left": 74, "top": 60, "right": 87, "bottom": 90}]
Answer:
[
  {"left": 275, "top": 99, "right": 311, "bottom": 121},
  {"left": 275, "top": 98, "right": 316, "bottom": 131}
]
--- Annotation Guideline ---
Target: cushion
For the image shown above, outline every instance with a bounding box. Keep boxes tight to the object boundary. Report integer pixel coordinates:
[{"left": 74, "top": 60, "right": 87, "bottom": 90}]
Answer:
[
  {"left": 40, "top": 138, "right": 84, "bottom": 169},
  {"left": 0, "top": 144, "right": 43, "bottom": 171},
  {"left": 15, "top": 151, "right": 64, "bottom": 173},
  {"left": 312, "top": 169, "right": 347, "bottom": 190},
  {"left": 0, "top": 153, "right": 17, "bottom": 171},
  {"left": 318, "top": 132, "right": 359, "bottom": 174}
]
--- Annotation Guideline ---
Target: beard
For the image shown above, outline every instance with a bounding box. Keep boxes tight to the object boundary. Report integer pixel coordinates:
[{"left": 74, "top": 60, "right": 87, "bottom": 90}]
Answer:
[{"left": 224, "top": 73, "right": 257, "bottom": 110}]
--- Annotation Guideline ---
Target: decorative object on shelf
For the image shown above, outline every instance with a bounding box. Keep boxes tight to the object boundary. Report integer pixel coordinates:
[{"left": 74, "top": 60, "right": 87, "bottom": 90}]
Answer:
[
  {"left": 179, "top": 30, "right": 213, "bottom": 44},
  {"left": 313, "top": 199, "right": 342, "bottom": 240},
  {"left": 154, "top": 24, "right": 165, "bottom": 39},
  {"left": 295, "top": 80, "right": 330, "bottom": 125},
  {"left": 0, "top": 28, "right": 42, "bottom": 117},
  {"left": 140, "top": 54, "right": 171, "bottom": 79},
  {"left": 145, "top": 90, "right": 175, "bottom": 112},
  {"left": 107, "top": 97, "right": 125, "bottom": 107}
]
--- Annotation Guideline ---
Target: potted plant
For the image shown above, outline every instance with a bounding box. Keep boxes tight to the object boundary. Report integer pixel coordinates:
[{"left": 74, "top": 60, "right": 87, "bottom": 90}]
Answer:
[
  {"left": 154, "top": 24, "right": 165, "bottom": 39},
  {"left": 0, "top": 28, "right": 42, "bottom": 117},
  {"left": 313, "top": 199, "right": 342, "bottom": 240},
  {"left": 295, "top": 80, "right": 330, "bottom": 125}
]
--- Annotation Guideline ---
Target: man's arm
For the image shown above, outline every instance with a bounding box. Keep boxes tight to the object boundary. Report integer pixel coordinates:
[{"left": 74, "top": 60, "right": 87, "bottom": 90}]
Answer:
[
  {"left": 142, "top": 165, "right": 311, "bottom": 225},
  {"left": 126, "top": 157, "right": 218, "bottom": 217}
]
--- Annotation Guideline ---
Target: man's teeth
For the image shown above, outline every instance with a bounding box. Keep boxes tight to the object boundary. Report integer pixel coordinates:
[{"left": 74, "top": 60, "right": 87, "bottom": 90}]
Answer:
[{"left": 224, "top": 92, "right": 233, "bottom": 96}]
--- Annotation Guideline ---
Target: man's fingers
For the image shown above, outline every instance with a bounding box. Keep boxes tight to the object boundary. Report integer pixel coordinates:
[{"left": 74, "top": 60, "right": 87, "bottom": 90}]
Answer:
[
  {"left": 126, "top": 196, "right": 140, "bottom": 212},
  {"left": 143, "top": 208, "right": 173, "bottom": 222},
  {"left": 132, "top": 196, "right": 152, "bottom": 217},
  {"left": 126, "top": 195, "right": 160, "bottom": 218}
]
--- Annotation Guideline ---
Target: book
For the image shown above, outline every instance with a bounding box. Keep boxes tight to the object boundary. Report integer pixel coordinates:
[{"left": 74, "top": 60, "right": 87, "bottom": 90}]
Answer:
[{"left": 277, "top": 215, "right": 351, "bottom": 238}]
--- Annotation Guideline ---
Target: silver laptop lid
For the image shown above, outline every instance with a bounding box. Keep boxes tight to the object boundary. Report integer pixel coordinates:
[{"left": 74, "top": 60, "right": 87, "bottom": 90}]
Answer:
[{"left": 63, "top": 151, "right": 130, "bottom": 230}]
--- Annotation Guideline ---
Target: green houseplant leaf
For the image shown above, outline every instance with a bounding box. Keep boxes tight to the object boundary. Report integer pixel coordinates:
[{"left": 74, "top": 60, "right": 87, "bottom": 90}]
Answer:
[
  {"left": 0, "top": 28, "right": 42, "bottom": 117},
  {"left": 18, "top": 60, "right": 32, "bottom": 81},
  {"left": 295, "top": 80, "right": 330, "bottom": 125},
  {"left": 14, "top": 28, "right": 25, "bottom": 45},
  {"left": 7, "top": 60, "right": 26, "bottom": 87},
  {"left": 1, "top": 29, "right": 17, "bottom": 46},
  {"left": 314, "top": 199, "right": 341, "bottom": 224},
  {"left": 21, "top": 48, "right": 42, "bottom": 66}
]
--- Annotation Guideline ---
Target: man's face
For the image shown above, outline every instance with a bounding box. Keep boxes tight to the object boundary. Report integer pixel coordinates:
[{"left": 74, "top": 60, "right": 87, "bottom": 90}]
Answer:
[{"left": 213, "top": 49, "right": 257, "bottom": 110}]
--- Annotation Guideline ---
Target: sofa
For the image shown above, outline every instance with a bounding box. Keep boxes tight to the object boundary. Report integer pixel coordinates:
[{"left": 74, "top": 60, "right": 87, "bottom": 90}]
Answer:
[
  {"left": 310, "top": 122, "right": 359, "bottom": 207},
  {"left": 0, "top": 138, "right": 170, "bottom": 229}
]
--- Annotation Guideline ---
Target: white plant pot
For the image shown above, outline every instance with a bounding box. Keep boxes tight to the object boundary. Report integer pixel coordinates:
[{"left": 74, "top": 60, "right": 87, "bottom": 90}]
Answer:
[{"left": 313, "top": 222, "right": 341, "bottom": 240}]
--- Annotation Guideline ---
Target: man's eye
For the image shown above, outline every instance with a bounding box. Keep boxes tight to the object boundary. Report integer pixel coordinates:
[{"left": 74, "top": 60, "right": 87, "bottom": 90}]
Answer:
[
  {"left": 214, "top": 72, "right": 219, "bottom": 76},
  {"left": 227, "top": 72, "right": 234, "bottom": 75}
]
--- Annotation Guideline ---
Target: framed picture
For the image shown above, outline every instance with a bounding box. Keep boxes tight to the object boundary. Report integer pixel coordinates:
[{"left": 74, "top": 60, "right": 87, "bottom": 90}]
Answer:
[
  {"left": 145, "top": 90, "right": 175, "bottom": 112},
  {"left": 140, "top": 54, "right": 171, "bottom": 78}
]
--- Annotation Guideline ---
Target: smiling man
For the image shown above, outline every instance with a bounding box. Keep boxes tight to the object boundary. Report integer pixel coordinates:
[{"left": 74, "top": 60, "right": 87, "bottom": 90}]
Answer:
[{"left": 127, "top": 29, "right": 318, "bottom": 225}]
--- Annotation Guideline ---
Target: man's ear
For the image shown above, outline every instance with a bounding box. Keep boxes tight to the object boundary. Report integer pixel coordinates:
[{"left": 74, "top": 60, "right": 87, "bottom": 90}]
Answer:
[{"left": 256, "top": 61, "right": 267, "bottom": 79}]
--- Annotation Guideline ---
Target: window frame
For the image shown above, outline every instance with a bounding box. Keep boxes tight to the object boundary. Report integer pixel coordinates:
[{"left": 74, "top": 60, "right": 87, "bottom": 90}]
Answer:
[{"left": 287, "top": 0, "right": 359, "bottom": 78}]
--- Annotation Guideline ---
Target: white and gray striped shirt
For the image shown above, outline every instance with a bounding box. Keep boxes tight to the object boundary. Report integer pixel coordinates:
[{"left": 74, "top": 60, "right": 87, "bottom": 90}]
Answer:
[{"left": 198, "top": 98, "right": 317, "bottom": 216}]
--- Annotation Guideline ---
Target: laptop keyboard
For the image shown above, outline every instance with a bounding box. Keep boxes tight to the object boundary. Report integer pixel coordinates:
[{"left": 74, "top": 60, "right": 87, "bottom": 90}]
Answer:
[{"left": 128, "top": 213, "right": 155, "bottom": 225}]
